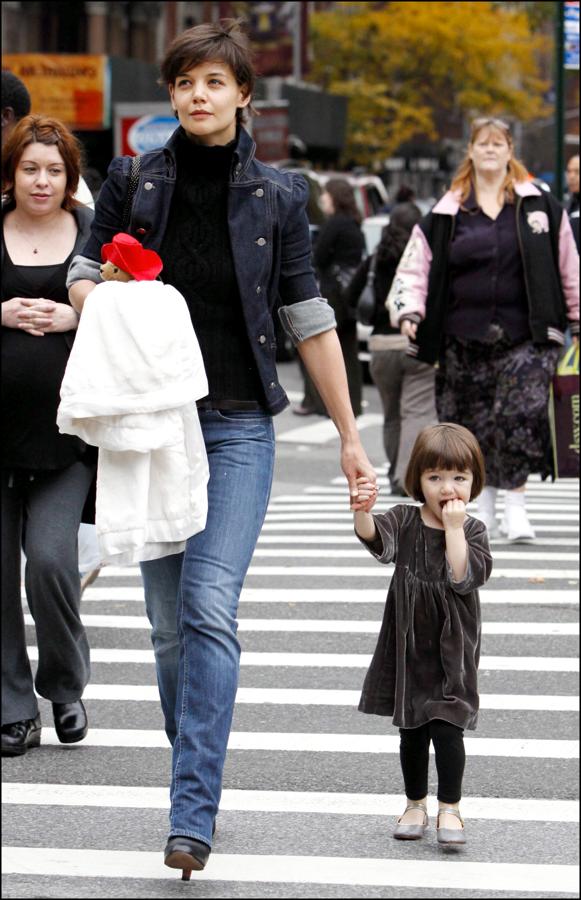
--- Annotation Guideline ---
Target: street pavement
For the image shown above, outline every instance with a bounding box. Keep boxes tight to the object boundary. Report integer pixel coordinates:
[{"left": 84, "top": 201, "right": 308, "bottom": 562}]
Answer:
[{"left": 2, "top": 360, "right": 579, "bottom": 898}]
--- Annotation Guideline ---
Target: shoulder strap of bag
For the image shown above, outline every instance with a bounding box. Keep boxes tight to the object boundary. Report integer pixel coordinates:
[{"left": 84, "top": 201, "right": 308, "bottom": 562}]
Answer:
[{"left": 120, "top": 154, "right": 141, "bottom": 232}]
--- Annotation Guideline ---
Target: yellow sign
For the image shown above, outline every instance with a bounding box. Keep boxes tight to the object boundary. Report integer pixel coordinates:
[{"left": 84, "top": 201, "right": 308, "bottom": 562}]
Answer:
[{"left": 2, "top": 54, "right": 109, "bottom": 130}]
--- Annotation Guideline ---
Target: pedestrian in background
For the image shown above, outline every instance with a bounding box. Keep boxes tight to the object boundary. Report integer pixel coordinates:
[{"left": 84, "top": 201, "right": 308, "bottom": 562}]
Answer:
[
  {"left": 2, "top": 69, "right": 101, "bottom": 593},
  {"left": 388, "top": 116, "right": 579, "bottom": 541},
  {"left": 1, "top": 115, "right": 96, "bottom": 757},
  {"left": 294, "top": 177, "right": 366, "bottom": 417},
  {"left": 354, "top": 423, "right": 492, "bottom": 846},
  {"left": 66, "top": 19, "right": 376, "bottom": 877},
  {"left": 565, "top": 154, "right": 579, "bottom": 250},
  {"left": 345, "top": 202, "right": 436, "bottom": 495}
]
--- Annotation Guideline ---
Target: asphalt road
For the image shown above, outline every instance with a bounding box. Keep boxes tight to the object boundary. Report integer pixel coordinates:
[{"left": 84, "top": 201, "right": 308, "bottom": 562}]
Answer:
[{"left": 2, "top": 360, "right": 579, "bottom": 898}]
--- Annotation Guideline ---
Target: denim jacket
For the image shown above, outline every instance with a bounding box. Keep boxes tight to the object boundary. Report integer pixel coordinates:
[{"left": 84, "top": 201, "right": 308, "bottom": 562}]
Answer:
[{"left": 66, "top": 126, "right": 335, "bottom": 414}]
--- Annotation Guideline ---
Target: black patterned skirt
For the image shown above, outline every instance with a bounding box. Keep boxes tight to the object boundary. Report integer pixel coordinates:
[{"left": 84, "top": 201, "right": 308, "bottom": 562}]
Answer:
[{"left": 436, "top": 332, "right": 560, "bottom": 489}]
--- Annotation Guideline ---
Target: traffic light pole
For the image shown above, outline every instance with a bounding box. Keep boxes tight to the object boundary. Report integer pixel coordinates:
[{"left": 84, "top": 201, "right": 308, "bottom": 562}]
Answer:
[{"left": 555, "top": 1, "right": 565, "bottom": 201}]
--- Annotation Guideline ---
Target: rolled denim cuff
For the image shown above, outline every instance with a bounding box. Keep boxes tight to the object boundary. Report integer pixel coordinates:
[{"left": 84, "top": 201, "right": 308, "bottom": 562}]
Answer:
[
  {"left": 66, "top": 254, "right": 103, "bottom": 289},
  {"left": 278, "top": 297, "right": 336, "bottom": 345}
]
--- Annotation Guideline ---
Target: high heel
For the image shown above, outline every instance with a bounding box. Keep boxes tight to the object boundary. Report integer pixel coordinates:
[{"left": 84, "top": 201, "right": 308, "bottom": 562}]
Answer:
[{"left": 164, "top": 835, "right": 211, "bottom": 878}]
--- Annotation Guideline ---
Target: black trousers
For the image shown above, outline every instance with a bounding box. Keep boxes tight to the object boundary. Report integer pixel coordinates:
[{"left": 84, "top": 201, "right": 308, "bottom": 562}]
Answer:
[
  {"left": 399, "top": 719, "right": 466, "bottom": 804},
  {"left": 1, "top": 461, "right": 95, "bottom": 725}
]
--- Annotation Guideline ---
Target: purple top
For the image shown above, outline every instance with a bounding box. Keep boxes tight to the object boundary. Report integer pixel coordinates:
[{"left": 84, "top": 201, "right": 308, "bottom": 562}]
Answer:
[{"left": 446, "top": 189, "right": 531, "bottom": 343}]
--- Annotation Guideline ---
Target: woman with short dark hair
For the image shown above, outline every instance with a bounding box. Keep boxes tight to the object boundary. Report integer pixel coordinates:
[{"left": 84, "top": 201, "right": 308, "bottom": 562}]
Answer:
[{"left": 66, "top": 19, "right": 376, "bottom": 877}]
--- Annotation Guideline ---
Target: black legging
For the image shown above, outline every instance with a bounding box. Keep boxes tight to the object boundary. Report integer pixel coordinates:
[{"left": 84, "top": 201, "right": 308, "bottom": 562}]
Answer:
[{"left": 399, "top": 719, "right": 465, "bottom": 804}]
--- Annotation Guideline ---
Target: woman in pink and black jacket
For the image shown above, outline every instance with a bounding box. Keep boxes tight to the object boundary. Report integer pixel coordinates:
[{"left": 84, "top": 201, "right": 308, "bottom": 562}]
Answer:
[{"left": 387, "top": 117, "right": 579, "bottom": 541}]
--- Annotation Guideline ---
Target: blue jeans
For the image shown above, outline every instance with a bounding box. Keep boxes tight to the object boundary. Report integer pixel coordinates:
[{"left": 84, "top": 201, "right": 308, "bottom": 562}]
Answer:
[{"left": 140, "top": 409, "right": 275, "bottom": 848}]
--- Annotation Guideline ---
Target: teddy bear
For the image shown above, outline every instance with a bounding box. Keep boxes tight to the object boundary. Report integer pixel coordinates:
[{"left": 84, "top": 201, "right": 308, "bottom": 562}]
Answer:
[{"left": 99, "top": 232, "right": 164, "bottom": 282}]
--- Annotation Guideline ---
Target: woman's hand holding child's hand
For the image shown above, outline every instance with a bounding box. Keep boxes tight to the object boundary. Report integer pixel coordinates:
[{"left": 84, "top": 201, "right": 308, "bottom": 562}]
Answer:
[
  {"left": 441, "top": 498, "right": 466, "bottom": 531},
  {"left": 351, "top": 476, "right": 378, "bottom": 513}
]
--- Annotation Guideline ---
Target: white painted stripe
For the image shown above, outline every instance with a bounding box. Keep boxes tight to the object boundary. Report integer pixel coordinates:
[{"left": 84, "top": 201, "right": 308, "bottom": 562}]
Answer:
[
  {"left": 71, "top": 587, "right": 580, "bottom": 605},
  {"left": 26, "top": 613, "right": 577, "bottom": 636},
  {"left": 258, "top": 534, "right": 581, "bottom": 548},
  {"left": 33, "top": 728, "right": 579, "bottom": 758},
  {"left": 268, "top": 503, "right": 579, "bottom": 514},
  {"left": 263, "top": 522, "right": 580, "bottom": 532},
  {"left": 251, "top": 548, "right": 580, "bottom": 562},
  {"left": 244, "top": 566, "right": 579, "bottom": 579},
  {"left": 4, "top": 783, "right": 578, "bottom": 822},
  {"left": 73, "top": 684, "right": 580, "bottom": 711},
  {"left": 277, "top": 413, "right": 383, "bottom": 444},
  {"left": 264, "top": 510, "right": 579, "bottom": 520},
  {"left": 90, "top": 564, "right": 581, "bottom": 580},
  {"left": 332, "top": 472, "right": 579, "bottom": 487},
  {"left": 25, "top": 647, "right": 580, "bottom": 670},
  {"left": 2, "top": 847, "right": 578, "bottom": 893}
]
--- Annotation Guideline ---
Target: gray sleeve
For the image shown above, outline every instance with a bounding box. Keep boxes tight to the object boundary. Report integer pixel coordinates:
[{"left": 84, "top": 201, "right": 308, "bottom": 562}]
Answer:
[
  {"left": 66, "top": 255, "right": 103, "bottom": 289},
  {"left": 277, "top": 297, "right": 336, "bottom": 345}
]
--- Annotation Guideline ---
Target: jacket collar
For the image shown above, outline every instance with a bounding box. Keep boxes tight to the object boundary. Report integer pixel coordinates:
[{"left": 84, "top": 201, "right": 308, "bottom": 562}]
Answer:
[
  {"left": 165, "top": 124, "right": 256, "bottom": 180},
  {"left": 433, "top": 180, "right": 542, "bottom": 215}
]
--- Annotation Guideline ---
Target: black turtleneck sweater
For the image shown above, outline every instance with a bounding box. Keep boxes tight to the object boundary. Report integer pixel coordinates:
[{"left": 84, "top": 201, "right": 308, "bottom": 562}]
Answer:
[{"left": 160, "top": 128, "right": 265, "bottom": 407}]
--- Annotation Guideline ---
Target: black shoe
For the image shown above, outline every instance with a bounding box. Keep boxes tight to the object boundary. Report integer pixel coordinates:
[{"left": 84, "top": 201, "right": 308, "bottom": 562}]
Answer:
[
  {"left": 390, "top": 481, "right": 406, "bottom": 496},
  {"left": 52, "top": 700, "right": 88, "bottom": 744},
  {"left": 1, "top": 715, "right": 42, "bottom": 757},
  {"left": 164, "top": 835, "right": 211, "bottom": 880}
]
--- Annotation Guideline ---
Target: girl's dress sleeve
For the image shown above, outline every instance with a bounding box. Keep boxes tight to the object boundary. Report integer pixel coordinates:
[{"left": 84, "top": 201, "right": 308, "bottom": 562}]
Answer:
[
  {"left": 446, "top": 516, "right": 493, "bottom": 594},
  {"left": 356, "top": 506, "right": 401, "bottom": 564}
]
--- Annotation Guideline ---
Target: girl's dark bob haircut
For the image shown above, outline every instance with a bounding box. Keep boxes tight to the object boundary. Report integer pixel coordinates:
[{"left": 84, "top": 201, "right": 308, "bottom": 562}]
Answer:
[
  {"left": 159, "top": 18, "right": 257, "bottom": 124},
  {"left": 404, "top": 423, "right": 486, "bottom": 502}
]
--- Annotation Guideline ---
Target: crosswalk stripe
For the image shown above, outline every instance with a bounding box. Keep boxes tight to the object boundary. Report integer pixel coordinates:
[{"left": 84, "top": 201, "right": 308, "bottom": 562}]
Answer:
[
  {"left": 277, "top": 413, "right": 384, "bottom": 444},
  {"left": 263, "top": 510, "right": 579, "bottom": 520},
  {"left": 36, "top": 728, "right": 579, "bottom": 757},
  {"left": 64, "top": 684, "right": 580, "bottom": 711},
  {"left": 91, "top": 565, "right": 579, "bottom": 579},
  {"left": 25, "top": 647, "right": 580, "bottom": 670},
  {"left": 23, "top": 613, "right": 579, "bottom": 635},
  {"left": 252, "top": 547, "right": 580, "bottom": 561},
  {"left": 24, "top": 613, "right": 579, "bottom": 637},
  {"left": 246, "top": 566, "right": 579, "bottom": 579},
  {"left": 70, "top": 587, "right": 580, "bottom": 604},
  {"left": 4, "top": 783, "right": 578, "bottom": 821},
  {"left": 258, "top": 534, "right": 581, "bottom": 548},
  {"left": 3, "top": 847, "right": 578, "bottom": 893}
]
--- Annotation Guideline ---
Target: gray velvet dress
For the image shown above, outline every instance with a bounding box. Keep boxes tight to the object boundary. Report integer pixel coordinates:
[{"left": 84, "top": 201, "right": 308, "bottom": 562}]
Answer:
[{"left": 358, "top": 504, "right": 492, "bottom": 731}]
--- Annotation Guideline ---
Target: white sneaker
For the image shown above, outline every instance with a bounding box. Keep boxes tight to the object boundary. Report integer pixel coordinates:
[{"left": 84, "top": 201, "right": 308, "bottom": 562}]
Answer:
[{"left": 499, "top": 505, "right": 535, "bottom": 542}]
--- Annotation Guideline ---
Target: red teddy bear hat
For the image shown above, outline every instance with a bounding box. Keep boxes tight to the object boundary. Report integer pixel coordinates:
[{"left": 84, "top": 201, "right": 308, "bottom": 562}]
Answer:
[{"left": 101, "top": 233, "right": 163, "bottom": 281}]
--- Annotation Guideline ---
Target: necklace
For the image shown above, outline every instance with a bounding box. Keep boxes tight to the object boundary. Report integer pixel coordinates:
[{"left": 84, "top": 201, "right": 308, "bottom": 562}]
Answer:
[{"left": 12, "top": 216, "right": 59, "bottom": 255}]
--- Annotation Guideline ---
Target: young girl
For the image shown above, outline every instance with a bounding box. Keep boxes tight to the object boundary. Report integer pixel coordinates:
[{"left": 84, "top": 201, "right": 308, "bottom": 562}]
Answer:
[{"left": 354, "top": 423, "right": 492, "bottom": 845}]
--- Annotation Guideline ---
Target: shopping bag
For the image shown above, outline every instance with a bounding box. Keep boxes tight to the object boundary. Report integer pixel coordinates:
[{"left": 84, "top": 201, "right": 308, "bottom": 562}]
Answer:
[{"left": 548, "top": 344, "right": 579, "bottom": 478}]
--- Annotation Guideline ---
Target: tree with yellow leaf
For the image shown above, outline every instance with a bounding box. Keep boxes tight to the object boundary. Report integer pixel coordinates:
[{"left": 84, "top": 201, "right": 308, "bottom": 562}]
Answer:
[{"left": 308, "top": 1, "right": 550, "bottom": 167}]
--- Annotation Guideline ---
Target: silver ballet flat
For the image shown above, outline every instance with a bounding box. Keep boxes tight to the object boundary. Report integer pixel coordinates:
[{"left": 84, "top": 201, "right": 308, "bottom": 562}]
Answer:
[
  {"left": 393, "top": 801, "right": 428, "bottom": 840},
  {"left": 436, "top": 807, "right": 466, "bottom": 845}
]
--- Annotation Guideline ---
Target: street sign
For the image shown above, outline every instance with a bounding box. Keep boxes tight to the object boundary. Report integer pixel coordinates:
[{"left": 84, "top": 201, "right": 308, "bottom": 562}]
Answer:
[
  {"left": 564, "top": 0, "right": 579, "bottom": 69},
  {"left": 114, "top": 104, "right": 178, "bottom": 156}
]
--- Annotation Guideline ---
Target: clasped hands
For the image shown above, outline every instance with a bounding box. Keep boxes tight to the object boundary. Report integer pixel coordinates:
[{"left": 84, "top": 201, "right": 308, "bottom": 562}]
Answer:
[{"left": 2, "top": 297, "right": 79, "bottom": 337}]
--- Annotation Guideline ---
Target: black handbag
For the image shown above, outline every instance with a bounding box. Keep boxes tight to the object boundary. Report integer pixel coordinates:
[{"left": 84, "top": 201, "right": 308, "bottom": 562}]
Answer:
[{"left": 357, "top": 252, "right": 377, "bottom": 326}]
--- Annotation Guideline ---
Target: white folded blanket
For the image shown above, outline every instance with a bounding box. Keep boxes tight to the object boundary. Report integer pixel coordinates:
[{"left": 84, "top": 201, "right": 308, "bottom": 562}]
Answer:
[{"left": 57, "top": 280, "right": 209, "bottom": 565}]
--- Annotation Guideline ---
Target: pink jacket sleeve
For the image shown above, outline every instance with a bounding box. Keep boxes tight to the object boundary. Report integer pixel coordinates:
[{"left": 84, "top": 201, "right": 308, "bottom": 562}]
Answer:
[
  {"left": 558, "top": 212, "right": 580, "bottom": 334},
  {"left": 385, "top": 224, "right": 432, "bottom": 328}
]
